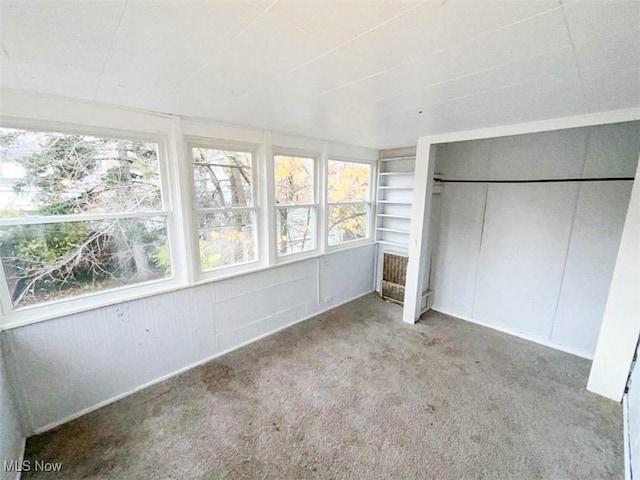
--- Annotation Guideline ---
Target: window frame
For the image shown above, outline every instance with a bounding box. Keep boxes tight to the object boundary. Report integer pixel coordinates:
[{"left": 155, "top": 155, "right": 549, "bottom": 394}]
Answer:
[
  {"left": 0, "top": 112, "right": 378, "bottom": 329},
  {"left": 186, "top": 137, "right": 263, "bottom": 281},
  {"left": 272, "top": 147, "right": 320, "bottom": 262},
  {"left": 325, "top": 156, "right": 376, "bottom": 251},
  {"left": 0, "top": 120, "right": 181, "bottom": 326}
]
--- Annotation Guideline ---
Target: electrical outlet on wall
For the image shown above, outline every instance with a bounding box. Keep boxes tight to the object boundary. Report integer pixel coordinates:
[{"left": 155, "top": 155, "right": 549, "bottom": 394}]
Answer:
[{"left": 323, "top": 295, "right": 333, "bottom": 303}]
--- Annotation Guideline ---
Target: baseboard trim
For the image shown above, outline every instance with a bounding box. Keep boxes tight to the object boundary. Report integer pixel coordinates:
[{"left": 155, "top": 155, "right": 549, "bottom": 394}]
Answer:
[
  {"left": 431, "top": 306, "right": 594, "bottom": 360},
  {"left": 624, "top": 393, "right": 632, "bottom": 480},
  {"left": 32, "top": 290, "right": 375, "bottom": 436}
]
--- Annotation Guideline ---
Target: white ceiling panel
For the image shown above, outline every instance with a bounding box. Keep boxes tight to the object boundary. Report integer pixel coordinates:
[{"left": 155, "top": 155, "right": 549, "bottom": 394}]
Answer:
[
  {"left": 0, "top": 0, "right": 638, "bottom": 149},
  {"left": 178, "top": 12, "right": 332, "bottom": 102},
  {"left": 94, "top": 76, "right": 180, "bottom": 115},
  {"left": 374, "top": 48, "right": 577, "bottom": 115},
  {"left": 318, "top": 6, "right": 573, "bottom": 118},
  {"left": 428, "top": 7, "right": 572, "bottom": 83},
  {"left": 1, "top": 0, "right": 126, "bottom": 99},
  {"left": 255, "top": 48, "right": 381, "bottom": 103},
  {"left": 95, "top": 1, "right": 265, "bottom": 104},
  {"left": 574, "top": 27, "right": 640, "bottom": 72},
  {"left": 337, "top": 0, "right": 559, "bottom": 72},
  {"left": 355, "top": 67, "right": 587, "bottom": 147},
  {"left": 562, "top": 0, "right": 640, "bottom": 45},
  {"left": 428, "top": 0, "right": 561, "bottom": 52},
  {"left": 353, "top": 101, "right": 462, "bottom": 147},
  {"left": 4, "top": 59, "right": 102, "bottom": 100},
  {"left": 269, "top": 0, "right": 420, "bottom": 46},
  {"left": 581, "top": 63, "right": 640, "bottom": 112},
  {"left": 453, "top": 70, "right": 587, "bottom": 127},
  {"left": 174, "top": 38, "right": 388, "bottom": 126},
  {"left": 0, "top": 1, "right": 125, "bottom": 72}
]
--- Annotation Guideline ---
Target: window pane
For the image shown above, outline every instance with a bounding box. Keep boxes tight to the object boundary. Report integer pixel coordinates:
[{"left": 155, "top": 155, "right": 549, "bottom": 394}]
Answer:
[
  {"left": 328, "top": 203, "right": 368, "bottom": 245},
  {"left": 274, "top": 155, "right": 314, "bottom": 204},
  {"left": 328, "top": 160, "right": 370, "bottom": 203},
  {"left": 0, "top": 217, "right": 170, "bottom": 308},
  {"left": 0, "top": 127, "right": 162, "bottom": 217},
  {"left": 192, "top": 148, "right": 252, "bottom": 209},
  {"left": 277, "top": 207, "right": 315, "bottom": 255},
  {"left": 197, "top": 211, "right": 256, "bottom": 271}
]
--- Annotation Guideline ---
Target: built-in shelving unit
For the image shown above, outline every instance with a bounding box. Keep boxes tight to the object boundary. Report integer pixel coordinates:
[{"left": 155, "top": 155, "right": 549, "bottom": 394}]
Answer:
[
  {"left": 374, "top": 147, "right": 442, "bottom": 314},
  {"left": 375, "top": 151, "right": 415, "bottom": 251}
]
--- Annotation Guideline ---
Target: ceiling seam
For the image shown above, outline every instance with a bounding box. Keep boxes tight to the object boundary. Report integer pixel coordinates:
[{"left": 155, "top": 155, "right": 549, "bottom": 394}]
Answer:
[
  {"left": 279, "top": 5, "right": 573, "bottom": 133},
  {"left": 257, "top": 1, "right": 425, "bottom": 75},
  {"left": 559, "top": 3, "right": 590, "bottom": 114},
  {"left": 372, "top": 51, "right": 578, "bottom": 116},
  {"left": 196, "top": 2, "right": 564, "bottom": 114},
  {"left": 316, "top": 4, "right": 566, "bottom": 101},
  {"left": 374, "top": 21, "right": 640, "bottom": 116},
  {"left": 260, "top": 8, "right": 330, "bottom": 46},
  {"left": 291, "top": 44, "right": 577, "bottom": 123},
  {"left": 92, "top": 0, "right": 129, "bottom": 102},
  {"left": 221, "top": 1, "right": 427, "bottom": 104},
  {"left": 378, "top": 69, "right": 579, "bottom": 117},
  {"left": 173, "top": 0, "right": 279, "bottom": 93},
  {"left": 299, "top": 63, "right": 579, "bottom": 126}
]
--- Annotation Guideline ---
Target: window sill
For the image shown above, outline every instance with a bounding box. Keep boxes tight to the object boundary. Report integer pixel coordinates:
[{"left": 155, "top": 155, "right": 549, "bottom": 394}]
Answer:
[
  {"left": 275, "top": 248, "right": 321, "bottom": 266},
  {"left": 326, "top": 238, "right": 374, "bottom": 253},
  {"left": 0, "top": 241, "right": 376, "bottom": 331},
  {"left": 0, "top": 277, "right": 184, "bottom": 330}
]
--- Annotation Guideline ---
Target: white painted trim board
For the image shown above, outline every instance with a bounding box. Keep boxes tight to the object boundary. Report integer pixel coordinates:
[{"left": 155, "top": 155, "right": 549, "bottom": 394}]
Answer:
[{"left": 624, "top": 393, "right": 632, "bottom": 480}]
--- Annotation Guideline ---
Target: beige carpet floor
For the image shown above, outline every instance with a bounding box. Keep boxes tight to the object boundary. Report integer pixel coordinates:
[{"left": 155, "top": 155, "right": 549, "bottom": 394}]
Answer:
[{"left": 23, "top": 294, "right": 622, "bottom": 479}]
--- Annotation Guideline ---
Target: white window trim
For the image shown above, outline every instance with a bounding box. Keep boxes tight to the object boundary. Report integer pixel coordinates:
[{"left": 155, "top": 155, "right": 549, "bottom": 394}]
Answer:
[
  {"left": 272, "top": 147, "right": 321, "bottom": 263},
  {"left": 325, "top": 157, "right": 376, "bottom": 251},
  {"left": 0, "top": 108, "right": 378, "bottom": 329},
  {"left": 186, "top": 138, "right": 265, "bottom": 282},
  {"left": 0, "top": 120, "right": 181, "bottom": 327}
]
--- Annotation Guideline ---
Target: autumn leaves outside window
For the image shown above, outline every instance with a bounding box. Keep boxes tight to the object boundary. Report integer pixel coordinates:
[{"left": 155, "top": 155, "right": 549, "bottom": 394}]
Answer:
[
  {"left": 273, "top": 155, "right": 372, "bottom": 256},
  {"left": 191, "top": 147, "right": 257, "bottom": 271},
  {"left": 274, "top": 155, "right": 316, "bottom": 256},
  {"left": 327, "top": 160, "right": 371, "bottom": 246}
]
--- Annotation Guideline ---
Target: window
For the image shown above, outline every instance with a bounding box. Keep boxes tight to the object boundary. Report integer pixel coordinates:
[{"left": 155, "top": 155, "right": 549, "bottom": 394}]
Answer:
[
  {"left": 191, "top": 146, "right": 257, "bottom": 272},
  {"left": 0, "top": 127, "right": 171, "bottom": 309},
  {"left": 327, "top": 160, "right": 372, "bottom": 246},
  {"left": 274, "top": 153, "right": 317, "bottom": 256}
]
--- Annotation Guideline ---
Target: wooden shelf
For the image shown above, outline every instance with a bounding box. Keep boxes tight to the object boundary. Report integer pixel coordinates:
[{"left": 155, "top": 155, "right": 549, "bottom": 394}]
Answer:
[{"left": 378, "top": 172, "right": 414, "bottom": 176}]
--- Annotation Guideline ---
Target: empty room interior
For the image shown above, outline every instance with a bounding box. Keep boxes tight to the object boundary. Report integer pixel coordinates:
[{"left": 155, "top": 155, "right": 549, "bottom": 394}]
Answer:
[{"left": 1, "top": 0, "right": 639, "bottom": 478}]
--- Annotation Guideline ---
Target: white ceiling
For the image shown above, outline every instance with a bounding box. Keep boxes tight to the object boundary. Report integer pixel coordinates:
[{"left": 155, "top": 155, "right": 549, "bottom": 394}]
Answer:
[{"left": 1, "top": 0, "right": 638, "bottom": 149}]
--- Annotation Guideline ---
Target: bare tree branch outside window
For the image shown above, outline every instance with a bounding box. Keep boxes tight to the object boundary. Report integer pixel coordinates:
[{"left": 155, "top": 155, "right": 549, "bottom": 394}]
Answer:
[{"left": 0, "top": 128, "right": 170, "bottom": 307}]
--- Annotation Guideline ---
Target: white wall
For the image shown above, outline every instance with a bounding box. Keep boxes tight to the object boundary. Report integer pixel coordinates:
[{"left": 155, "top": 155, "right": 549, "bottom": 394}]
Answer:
[
  {"left": 431, "top": 121, "right": 640, "bottom": 358},
  {"left": 0, "top": 90, "right": 378, "bottom": 436},
  {"left": 2, "top": 244, "right": 375, "bottom": 434},
  {"left": 0, "top": 341, "right": 24, "bottom": 480}
]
